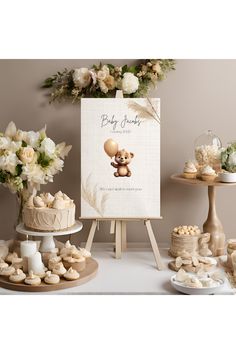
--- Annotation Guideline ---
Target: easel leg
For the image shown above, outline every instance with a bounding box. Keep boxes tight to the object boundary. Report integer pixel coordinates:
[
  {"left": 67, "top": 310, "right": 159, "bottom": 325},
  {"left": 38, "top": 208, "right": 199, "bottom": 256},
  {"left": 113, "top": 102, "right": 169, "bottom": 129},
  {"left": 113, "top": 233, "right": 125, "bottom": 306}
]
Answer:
[
  {"left": 85, "top": 220, "right": 97, "bottom": 252},
  {"left": 121, "top": 221, "right": 127, "bottom": 251},
  {"left": 115, "top": 220, "right": 122, "bottom": 259},
  {"left": 110, "top": 220, "right": 115, "bottom": 234},
  {"left": 145, "top": 220, "right": 164, "bottom": 270}
]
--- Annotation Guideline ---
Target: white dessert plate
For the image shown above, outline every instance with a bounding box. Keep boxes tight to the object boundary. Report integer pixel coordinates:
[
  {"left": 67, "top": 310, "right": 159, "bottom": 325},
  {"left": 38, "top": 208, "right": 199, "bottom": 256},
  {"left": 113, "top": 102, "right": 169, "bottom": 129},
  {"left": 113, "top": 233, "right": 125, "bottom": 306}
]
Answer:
[
  {"left": 171, "top": 275, "right": 224, "bottom": 295},
  {"left": 218, "top": 172, "right": 236, "bottom": 183}
]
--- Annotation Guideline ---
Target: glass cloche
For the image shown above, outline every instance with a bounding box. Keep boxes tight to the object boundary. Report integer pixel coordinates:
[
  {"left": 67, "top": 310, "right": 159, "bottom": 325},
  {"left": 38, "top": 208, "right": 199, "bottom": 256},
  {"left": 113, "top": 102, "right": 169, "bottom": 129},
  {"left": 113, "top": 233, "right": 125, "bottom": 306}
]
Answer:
[{"left": 194, "top": 130, "right": 222, "bottom": 170}]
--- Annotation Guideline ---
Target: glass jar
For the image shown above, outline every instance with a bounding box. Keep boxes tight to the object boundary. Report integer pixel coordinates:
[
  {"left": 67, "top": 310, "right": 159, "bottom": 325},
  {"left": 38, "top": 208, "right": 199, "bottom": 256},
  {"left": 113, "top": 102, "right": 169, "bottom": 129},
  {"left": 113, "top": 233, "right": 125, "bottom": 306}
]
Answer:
[{"left": 194, "top": 130, "right": 222, "bottom": 170}]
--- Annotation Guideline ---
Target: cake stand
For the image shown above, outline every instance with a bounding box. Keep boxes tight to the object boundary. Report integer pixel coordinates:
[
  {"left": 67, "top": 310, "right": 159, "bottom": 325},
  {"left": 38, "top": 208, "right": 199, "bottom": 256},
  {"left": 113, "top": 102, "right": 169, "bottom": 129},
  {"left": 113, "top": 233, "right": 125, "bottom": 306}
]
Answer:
[{"left": 16, "top": 221, "right": 83, "bottom": 252}]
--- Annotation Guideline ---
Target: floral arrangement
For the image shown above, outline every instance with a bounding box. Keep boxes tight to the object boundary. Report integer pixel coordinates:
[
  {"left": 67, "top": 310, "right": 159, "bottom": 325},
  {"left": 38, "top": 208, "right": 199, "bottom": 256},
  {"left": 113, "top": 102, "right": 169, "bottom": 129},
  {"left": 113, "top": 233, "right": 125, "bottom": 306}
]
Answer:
[
  {"left": 221, "top": 142, "right": 236, "bottom": 172},
  {"left": 0, "top": 122, "right": 72, "bottom": 197},
  {"left": 42, "top": 59, "right": 175, "bottom": 102}
]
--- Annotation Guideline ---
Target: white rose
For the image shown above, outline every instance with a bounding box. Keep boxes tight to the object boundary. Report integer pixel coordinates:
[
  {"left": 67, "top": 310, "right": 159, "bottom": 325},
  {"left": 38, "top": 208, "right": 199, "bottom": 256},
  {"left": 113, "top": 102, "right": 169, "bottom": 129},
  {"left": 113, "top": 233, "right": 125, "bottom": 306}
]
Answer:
[
  {"left": 121, "top": 73, "right": 139, "bottom": 94},
  {"left": 19, "top": 147, "right": 35, "bottom": 164},
  {"left": 0, "top": 137, "right": 11, "bottom": 150},
  {"left": 97, "top": 65, "right": 109, "bottom": 81},
  {"left": 73, "top": 68, "right": 91, "bottom": 88},
  {"left": 39, "top": 138, "right": 56, "bottom": 158},
  {"left": 45, "top": 158, "right": 64, "bottom": 178},
  {"left": 0, "top": 152, "right": 21, "bottom": 175},
  {"left": 25, "top": 131, "right": 40, "bottom": 148},
  {"left": 22, "top": 164, "right": 46, "bottom": 185},
  {"left": 5, "top": 121, "right": 17, "bottom": 138},
  {"left": 9, "top": 141, "right": 22, "bottom": 153}
]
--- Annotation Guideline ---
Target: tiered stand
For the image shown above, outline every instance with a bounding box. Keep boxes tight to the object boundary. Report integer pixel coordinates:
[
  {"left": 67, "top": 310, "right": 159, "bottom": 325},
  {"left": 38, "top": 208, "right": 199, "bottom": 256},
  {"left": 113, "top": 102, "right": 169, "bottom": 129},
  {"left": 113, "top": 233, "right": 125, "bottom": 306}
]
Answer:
[{"left": 0, "top": 221, "right": 98, "bottom": 292}]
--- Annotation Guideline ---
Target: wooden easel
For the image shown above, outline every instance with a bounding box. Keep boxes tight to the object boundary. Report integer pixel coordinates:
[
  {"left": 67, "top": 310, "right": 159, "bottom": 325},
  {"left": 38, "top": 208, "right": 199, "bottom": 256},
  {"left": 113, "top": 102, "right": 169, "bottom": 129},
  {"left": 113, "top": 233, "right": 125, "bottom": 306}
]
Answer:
[
  {"left": 83, "top": 91, "right": 164, "bottom": 270},
  {"left": 85, "top": 218, "right": 164, "bottom": 270}
]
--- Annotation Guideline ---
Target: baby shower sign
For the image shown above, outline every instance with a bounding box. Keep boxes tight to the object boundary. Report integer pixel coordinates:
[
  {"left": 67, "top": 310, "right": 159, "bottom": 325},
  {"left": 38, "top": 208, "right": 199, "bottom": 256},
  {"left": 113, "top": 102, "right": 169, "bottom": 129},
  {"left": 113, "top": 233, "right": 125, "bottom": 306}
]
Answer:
[{"left": 81, "top": 98, "right": 160, "bottom": 218}]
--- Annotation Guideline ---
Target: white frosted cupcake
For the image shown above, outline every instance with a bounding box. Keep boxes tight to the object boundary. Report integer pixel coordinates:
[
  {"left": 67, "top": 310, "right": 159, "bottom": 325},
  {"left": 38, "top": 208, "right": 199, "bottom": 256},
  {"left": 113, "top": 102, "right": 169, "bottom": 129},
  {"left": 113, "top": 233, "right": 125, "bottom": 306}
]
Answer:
[
  {"left": 201, "top": 165, "right": 217, "bottom": 182},
  {"left": 183, "top": 161, "right": 197, "bottom": 179}
]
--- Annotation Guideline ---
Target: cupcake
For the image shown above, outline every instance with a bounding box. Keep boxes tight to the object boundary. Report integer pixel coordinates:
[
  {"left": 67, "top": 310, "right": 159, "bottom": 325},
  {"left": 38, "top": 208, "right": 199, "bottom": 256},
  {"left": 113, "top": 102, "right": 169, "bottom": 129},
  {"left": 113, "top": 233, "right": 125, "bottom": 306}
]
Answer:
[
  {"left": 201, "top": 165, "right": 217, "bottom": 182},
  {"left": 77, "top": 248, "right": 91, "bottom": 261},
  {"left": 48, "top": 256, "right": 62, "bottom": 271},
  {"left": 62, "top": 255, "right": 86, "bottom": 272},
  {"left": 183, "top": 161, "right": 197, "bottom": 179}
]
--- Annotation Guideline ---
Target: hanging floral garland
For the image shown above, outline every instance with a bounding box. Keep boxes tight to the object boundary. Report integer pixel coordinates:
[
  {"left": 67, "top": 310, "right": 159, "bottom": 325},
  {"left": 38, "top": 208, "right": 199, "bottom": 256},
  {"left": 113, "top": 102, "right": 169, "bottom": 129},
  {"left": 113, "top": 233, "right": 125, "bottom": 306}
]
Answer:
[{"left": 42, "top": 59, "right": 175, "bottom": 102}]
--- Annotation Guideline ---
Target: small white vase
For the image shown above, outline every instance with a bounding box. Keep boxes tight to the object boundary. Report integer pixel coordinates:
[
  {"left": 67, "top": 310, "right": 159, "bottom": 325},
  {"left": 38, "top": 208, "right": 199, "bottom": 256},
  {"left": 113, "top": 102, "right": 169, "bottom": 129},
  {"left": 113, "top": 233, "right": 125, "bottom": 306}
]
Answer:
[{"left": 218, "top": 172, "right": 236, "bottom": 183}]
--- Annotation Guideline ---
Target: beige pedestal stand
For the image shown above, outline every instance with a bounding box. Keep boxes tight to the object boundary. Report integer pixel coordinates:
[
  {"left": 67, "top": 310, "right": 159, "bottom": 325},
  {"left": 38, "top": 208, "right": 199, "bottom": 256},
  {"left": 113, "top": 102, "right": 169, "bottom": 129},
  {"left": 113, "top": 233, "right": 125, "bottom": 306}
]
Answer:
[
  {"left": 83, "top": 218, "right": 164, "bottom": 270},
  {"left": 171, "top": 174, "right": 236, "bottom": 256}
]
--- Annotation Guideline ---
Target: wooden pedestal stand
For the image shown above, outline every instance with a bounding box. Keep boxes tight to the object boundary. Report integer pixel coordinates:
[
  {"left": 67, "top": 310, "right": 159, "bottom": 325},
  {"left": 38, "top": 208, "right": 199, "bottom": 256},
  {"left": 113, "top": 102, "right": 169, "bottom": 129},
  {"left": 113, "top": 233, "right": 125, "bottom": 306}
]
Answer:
[
  {"left": 83, "top": 218, "right": 164, "bottom": 270},
  {"left": 171, "top": 174, "right": 236, "bottom": 256}
]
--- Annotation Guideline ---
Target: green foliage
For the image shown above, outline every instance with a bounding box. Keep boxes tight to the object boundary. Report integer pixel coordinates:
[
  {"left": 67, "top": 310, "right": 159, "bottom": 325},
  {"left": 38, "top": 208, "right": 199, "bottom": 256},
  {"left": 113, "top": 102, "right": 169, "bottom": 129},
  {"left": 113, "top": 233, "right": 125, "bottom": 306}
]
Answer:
[
  {"left": 38, "top": 152, "right": 52, "bottom": 168},
  {"left": 42, "top": 60, "right": 176, "bottom": 102},
  {"left": 221, "top": 143, "right": 236, "bottom": 172},
  {"left": 15, "top": 164, "right": 22, "bottom": 176},
  {"left": 22, "top": 140, "right": 27, "bottom": 147},
  {"left": 0, "top": 170, "right": 7, "bottom": 183}
]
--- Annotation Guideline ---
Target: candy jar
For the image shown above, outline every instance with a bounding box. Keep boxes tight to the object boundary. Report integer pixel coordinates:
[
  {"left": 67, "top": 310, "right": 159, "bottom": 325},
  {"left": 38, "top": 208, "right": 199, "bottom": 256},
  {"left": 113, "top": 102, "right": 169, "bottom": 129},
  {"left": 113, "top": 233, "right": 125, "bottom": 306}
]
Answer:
[{"left": 194, "top": 130, "right": 222, "bottom": 171}]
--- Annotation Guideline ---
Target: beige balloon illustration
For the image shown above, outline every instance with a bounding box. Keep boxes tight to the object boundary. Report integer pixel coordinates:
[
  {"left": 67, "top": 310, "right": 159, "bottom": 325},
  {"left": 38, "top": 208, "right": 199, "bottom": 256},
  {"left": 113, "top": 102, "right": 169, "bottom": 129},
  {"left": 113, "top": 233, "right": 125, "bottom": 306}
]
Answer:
[{"left": 104, "top": 139, "right": 134, "bottom": 177}]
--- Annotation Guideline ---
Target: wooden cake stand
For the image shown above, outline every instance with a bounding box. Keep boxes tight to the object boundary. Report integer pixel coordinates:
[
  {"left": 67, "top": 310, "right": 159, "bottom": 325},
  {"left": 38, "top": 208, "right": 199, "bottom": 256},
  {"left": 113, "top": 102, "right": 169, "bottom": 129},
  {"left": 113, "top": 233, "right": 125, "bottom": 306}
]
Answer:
[
  {"left": 0, "top": 258, "right": 98, "bottom": 292},
  {"left": 0, "top": 221, "right": 99, "bottom": 292},
  {"left": 171, "top": 174, "right": 236, "bottom": 257}
]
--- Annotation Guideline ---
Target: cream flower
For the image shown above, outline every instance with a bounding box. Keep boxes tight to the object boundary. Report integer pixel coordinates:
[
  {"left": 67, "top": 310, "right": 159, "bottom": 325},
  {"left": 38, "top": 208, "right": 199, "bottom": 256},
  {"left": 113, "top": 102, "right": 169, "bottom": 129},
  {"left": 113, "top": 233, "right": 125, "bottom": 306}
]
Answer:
[
  {"left": 25, "top": 131, "right": 40, "bottom": 148},
  {"left": 39, "top": 138, "right": 56, "bottom": 158},
  {"left": 21, "top": 164, "right": 46, "bottom": 185},
  {"left": 9, "top": 141, "right": 22, "bottom": 153},
  {"left": 229, "top": 152, "right": 236, "bottom": 166},
  {"left": 45, "top": 158, "right": 64, "bottom": 181},
  {"left": 99, "top": 80, "right": 109, "bottom": 93},
  {"left": 104, "top": 75, "right": 116, "bottom": 90},
  {"left": 152, "top": 62, "right": 162, "bottom": 74},
  {"left": 73, "top": 68, "right": 91, "bottom": 88},
  {"left": 55, "top": 142, "right": 72, "bottom": 159},
  {"left": 121, "top": 73, "right": 139, "bottom": 94},
  {"left": 0, "top": 152, "right": 21, "bottom": 175},
  {"left": 19, "top": 147, "right": 35, "bottom": 164},
  {"left": 0, "top": 137, "right": 11, "bottom": 150},
  {"left": 14, "top": 130, "right": 27, "bottom": 142},
  {"left": 97, "top": 65, "right": 110, "bottom": 80},
  {"left": 5, "top": 122, "right": 17, "bottom": 138}
]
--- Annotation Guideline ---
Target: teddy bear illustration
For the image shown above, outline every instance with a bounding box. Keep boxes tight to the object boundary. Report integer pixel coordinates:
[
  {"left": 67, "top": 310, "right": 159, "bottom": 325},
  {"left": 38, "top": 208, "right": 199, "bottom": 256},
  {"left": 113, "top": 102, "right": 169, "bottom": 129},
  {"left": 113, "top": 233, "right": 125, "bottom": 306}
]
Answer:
[
  {"left": 104, "top": 139, "right": 134, "bottom": 177},
  {"left": 111, "top": 149, "right": 134, "bottom": 177}
]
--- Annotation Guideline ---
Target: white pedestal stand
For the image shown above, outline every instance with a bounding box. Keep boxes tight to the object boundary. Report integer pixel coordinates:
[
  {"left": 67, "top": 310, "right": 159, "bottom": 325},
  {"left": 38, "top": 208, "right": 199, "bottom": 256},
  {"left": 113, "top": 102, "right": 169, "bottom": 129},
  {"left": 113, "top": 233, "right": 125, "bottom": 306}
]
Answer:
[{"left": 16, "top": 221, "right": 83, "bottom": 252}]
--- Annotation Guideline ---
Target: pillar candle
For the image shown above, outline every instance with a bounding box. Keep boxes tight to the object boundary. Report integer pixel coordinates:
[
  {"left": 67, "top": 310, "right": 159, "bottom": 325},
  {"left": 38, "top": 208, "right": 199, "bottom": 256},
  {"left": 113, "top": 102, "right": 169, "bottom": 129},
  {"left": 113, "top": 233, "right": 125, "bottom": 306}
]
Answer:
[
  {"left": 20, "top": 240, "right": 37, "bottom": 258},
  {"left": 28, "top": 252, "right": 44, "bottom": 274}
]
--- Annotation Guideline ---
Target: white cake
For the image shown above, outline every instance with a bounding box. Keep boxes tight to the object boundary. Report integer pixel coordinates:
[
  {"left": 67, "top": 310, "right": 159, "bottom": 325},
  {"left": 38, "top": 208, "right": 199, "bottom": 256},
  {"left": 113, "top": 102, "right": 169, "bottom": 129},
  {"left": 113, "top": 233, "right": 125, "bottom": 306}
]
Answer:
[{"left": 23, "top": 191, "right": 75, "bottom": 231}]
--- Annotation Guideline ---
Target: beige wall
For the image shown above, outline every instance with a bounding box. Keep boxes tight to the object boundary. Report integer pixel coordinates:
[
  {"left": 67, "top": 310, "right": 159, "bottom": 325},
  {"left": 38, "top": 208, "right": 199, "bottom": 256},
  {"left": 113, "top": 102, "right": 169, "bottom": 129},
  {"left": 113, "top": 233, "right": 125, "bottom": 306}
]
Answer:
[{"left": 0, "top": 59, "right": 236, "bottom": 245}]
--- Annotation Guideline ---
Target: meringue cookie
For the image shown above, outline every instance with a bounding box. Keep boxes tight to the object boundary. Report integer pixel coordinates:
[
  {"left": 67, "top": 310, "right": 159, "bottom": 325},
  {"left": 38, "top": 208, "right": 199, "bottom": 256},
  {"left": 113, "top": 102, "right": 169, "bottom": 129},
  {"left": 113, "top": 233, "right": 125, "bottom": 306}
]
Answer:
[
  {"left": 9, "top": 269, "right": 26, "bottom": 283},
  {"left": 63, "top": 267, "right": 80, "bottom": 281},
  {"left": 78, "top": 248, "right": 91, "bottom": 259},
  {"left": 52, "top": 262, "right": 67, "bottom": 276},
  {"left": 0, "top": 258, "right": 9, "bottom": 269},
  {"left": 24, "top": 271, "right": 41, "bottom": 286},
  {"left": 0, "top": 266, "right": 15, "bottom": 277},
  {"left": 48, "top": 256, "right": 62, "bottom": 270},
  {"left": 12, "top": 256, "right": 23, "bottom": 270},
  {"left": 40, "top": 192, "right": 54, "bottom": 206},
  {"left": 52, "top": 198, "right": 66, "bottom": 210},
  {"left": 54, "top": 191, "right": 63, "bottom": 199},
  {"left": 33, "top": 196, "right": 45, "bottom": 208},
  {"left": 5, "top": 252, "right": 18, "bottom": 264},
  {"left": 44, "top": 271, "right": 60, "bottom": 284}
]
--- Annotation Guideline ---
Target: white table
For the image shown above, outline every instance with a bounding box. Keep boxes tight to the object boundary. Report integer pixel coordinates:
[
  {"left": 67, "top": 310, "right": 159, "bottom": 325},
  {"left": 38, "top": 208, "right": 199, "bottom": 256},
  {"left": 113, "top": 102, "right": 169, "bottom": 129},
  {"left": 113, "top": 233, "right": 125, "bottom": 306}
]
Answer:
[
  {"left": 0, "top": 248, "right": 234, "bottom": 295},
  {"left": 16, "top": 221, "right": 83, "bottom": 252}
]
